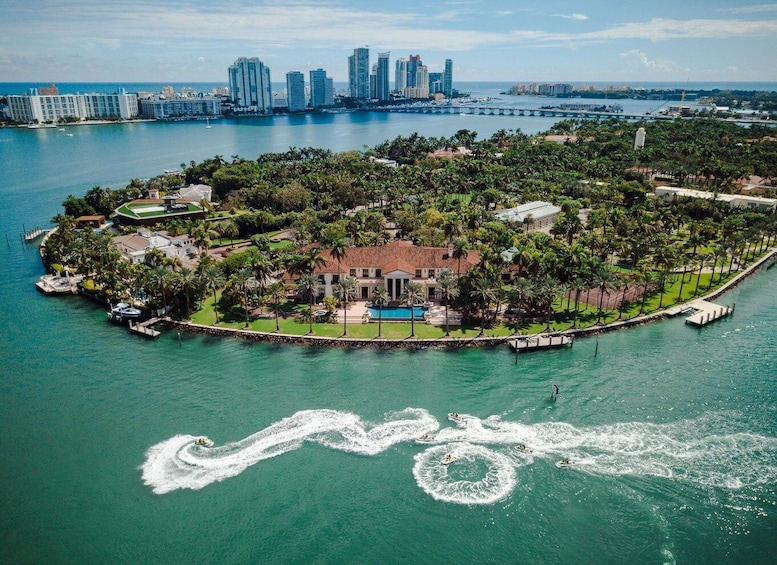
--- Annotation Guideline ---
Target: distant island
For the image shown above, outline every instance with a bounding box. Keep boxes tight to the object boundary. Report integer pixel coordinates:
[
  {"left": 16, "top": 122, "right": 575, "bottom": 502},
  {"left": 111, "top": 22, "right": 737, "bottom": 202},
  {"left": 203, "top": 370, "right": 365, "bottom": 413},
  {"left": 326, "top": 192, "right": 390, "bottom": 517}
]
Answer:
[{"left": 39, "top": 118, "right": 777, "bottom": 345}]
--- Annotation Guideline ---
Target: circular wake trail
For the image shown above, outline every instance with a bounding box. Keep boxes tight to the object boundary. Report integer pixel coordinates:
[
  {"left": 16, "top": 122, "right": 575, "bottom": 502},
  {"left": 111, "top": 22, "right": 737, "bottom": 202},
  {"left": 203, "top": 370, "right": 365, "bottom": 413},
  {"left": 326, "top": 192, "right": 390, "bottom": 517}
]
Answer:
[{"left": 141, "top": 408, "right": 438, "bottom": 494}]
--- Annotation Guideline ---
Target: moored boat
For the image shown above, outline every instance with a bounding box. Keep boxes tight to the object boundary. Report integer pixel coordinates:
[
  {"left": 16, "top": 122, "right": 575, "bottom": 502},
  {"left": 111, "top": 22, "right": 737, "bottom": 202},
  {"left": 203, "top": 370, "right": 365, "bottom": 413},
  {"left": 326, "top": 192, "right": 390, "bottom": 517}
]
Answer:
[{"left": 109, "top": 302, "right": 143, "bottom": 322}]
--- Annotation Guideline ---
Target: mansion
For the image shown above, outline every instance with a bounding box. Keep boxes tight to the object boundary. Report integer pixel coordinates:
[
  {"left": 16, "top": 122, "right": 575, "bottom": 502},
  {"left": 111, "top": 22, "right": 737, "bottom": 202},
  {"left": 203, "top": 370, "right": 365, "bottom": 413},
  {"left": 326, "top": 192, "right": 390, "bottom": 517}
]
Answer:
[{"left": 286, "top": 240, "right": 480, "bottom": 303}]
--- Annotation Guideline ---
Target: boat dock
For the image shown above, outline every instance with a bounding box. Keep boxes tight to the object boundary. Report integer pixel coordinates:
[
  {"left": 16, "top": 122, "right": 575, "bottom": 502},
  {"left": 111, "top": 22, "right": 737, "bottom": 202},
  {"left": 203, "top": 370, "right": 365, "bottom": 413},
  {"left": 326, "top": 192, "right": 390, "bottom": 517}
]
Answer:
[
  {"left": 129, "top": 317, "right": 162, "bottom": 338},
  {"left": 23, "top": 227, "right": 46, "bottom": 242},
  {"left": 510, "top": 334, "right": 573, "bottom": 352},
  {"left": 683, "top": 300, "right": 734, "bottom": 327}
]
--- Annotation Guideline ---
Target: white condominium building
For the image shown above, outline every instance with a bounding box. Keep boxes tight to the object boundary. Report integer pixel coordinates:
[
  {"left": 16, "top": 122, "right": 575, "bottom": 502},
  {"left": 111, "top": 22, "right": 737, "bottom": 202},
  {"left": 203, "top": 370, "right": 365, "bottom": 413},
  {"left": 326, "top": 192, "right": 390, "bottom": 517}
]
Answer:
[{"left": 7, "top": 90, "right": 139, "bottom": 123}]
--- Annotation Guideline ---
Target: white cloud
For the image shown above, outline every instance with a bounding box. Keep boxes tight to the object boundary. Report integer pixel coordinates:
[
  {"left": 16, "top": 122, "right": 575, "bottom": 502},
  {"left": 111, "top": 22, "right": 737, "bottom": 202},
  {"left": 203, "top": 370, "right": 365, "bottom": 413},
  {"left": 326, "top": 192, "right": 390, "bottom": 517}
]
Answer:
[
  {"left": 552, "top": 13, "right": 589, "bottom": 21},
  {"left": 718, "top": 4, "right": 777, "bottom": 14},
  {"left": 620, "top": 49, "right": 678, "bottom": 73}
]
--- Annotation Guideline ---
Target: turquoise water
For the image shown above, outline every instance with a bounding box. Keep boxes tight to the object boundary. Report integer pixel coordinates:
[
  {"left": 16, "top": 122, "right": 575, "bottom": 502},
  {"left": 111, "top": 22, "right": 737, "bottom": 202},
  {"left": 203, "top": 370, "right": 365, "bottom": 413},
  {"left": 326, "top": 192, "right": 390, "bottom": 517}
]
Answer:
[
  {"left": 367, "top": 305, "right": 428, "bottom": 320},
  {"left": 1, "top": 111, "right": 776, "bottom": 564}
]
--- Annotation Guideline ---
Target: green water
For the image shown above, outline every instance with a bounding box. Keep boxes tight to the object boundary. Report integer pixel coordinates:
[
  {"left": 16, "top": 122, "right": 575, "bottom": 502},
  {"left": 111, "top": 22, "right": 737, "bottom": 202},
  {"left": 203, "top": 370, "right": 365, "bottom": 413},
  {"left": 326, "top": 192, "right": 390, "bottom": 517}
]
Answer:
[{"left": 1, "top": 114, "right": 776, "bottom": 563}]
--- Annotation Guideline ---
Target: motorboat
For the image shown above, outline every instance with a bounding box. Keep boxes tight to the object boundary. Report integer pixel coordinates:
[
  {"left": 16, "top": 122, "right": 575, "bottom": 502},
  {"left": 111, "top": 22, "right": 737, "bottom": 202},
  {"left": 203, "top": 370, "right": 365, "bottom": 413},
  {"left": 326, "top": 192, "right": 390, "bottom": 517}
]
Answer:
[
  {"left": 416, "top": 433, "right": 435, "bottom": 444},
  {"left": 514, "top": 444, "right": 532, "bottom": 453},
  {"left": 555, "top": 459, "right": 575, "bottom": 468},
  {"left": 447, "top": 412, "right": 464, "bottom": 423},
  {"left": 440, "top": 453, "right": 457, "bottom": 465},
  {"left": 109, "top": 302, "right": 143, "bottom": 321},
  {"left": 194, "top": 437, "right": 214, "bottom": 447}
]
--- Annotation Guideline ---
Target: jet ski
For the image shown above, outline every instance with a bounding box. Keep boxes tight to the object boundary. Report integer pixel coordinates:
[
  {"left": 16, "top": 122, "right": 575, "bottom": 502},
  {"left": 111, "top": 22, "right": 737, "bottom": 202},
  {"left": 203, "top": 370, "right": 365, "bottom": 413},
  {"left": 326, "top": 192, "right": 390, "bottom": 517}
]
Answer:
[
  {"left": 416, "top": 433, "right": 435, "bottom": 444},
  {"left": 555, "top": 458, "right": 575, "bottom": 468},
  {"left": 514, "top": 443, "right": 532, "bottom": 453},
  {"left": 447, "top": 412, "right": 464, "bottom": 422},
  {"left": 194, "top": 437, "right": 214, "bottom": 447},
  {"left": 440, "top": 453, "right": 457, "bottom": 465}
]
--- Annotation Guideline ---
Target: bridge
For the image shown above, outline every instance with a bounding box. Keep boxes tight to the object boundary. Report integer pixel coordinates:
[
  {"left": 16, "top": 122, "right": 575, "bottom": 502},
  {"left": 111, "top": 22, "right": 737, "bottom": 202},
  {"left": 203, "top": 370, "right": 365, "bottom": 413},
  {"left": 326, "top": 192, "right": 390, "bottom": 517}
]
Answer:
[{"left": 375, "top": 103, "right": 672, "bottom": 121}]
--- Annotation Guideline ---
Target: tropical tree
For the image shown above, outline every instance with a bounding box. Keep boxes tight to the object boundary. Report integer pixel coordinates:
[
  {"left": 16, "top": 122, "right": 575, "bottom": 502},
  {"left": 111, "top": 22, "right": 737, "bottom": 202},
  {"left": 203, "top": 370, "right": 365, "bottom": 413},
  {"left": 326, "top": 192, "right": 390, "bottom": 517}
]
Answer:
[
  {"left": 437, "top": 269, "right": 459, "bottom": 337},
  {"left": 335, "top": 276, "right": 358, "bottom": 337},
  {"left": 469, "top": 275, "right": 497, "bottom": 337},
  {"left": 401, "top": 281, "right": 425, "bottom": 338},
  {"left": 297, "top": 273, "right": 322, "bottom": 335},
  {"left": 372, "top": 285, "right": 389, "bottom": 338},
  {"left": 267, "top": 281, "right": 287, "bottom": 332},
  {"left": 201, "top": 265, "right": 225, "bottom": 324},
  {"left": 231, "top": 267, "right": 256, "bottom": 328}
]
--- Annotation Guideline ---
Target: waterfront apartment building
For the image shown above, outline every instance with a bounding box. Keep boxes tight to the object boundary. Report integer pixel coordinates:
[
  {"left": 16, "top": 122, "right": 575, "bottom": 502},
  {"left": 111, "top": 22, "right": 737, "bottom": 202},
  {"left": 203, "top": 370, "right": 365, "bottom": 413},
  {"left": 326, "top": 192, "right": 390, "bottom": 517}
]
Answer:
[
  {"left": 286, "top": 71, "right": 306, "bottom": 112},
  {"left": 443, "top": 59, "right": 453, "bottom": 98},
  {"left": 404, "top": 65, "right": 429, "bottom": 99},
  {"left": 6, "top": 90, "right": 138, "bottom": 123},
  {"left": 309, "top": 69, "right": 334, "bottom": 108},
  {"left": 139, "top": 96, "right": 222, "bottom": 119},
  {"left": 228, "top": 57, "right": 273, "bottom": 113},
  {"left": 394, "top": 58, "right": 407, "bottom": 94},
  {"left": 406, "top": 55, "right": 422, "bottom": 88},
  {"left": 348, "top": 47, "right": 370, "bottom": 99},
  {"left": 376, "top": 52, "right": 390, "bottom": 102}
]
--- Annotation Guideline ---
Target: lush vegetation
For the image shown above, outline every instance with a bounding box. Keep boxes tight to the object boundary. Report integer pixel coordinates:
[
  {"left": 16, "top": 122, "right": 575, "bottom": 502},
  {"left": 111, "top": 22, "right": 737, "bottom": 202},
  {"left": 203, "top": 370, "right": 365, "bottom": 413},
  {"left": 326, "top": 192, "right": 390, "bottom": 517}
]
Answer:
[{"left": 42, "top": 117, "right": 777, "bottom": 338}]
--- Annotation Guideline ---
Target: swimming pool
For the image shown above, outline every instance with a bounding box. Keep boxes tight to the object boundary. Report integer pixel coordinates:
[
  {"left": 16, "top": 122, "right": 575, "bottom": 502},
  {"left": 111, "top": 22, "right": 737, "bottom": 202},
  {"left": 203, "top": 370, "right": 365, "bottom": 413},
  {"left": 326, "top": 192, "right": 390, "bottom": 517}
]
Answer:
[{"left": 367, "top": 306, "right": 428, "bottom": 320}]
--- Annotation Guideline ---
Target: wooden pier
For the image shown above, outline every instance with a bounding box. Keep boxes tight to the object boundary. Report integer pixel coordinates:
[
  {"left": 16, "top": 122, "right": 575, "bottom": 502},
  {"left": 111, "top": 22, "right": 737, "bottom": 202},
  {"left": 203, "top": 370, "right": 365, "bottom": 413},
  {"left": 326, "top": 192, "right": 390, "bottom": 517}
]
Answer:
[
  {"left": 129, "top": 317, "right": 162, "bottom": 338},
  {"left": 509, "top": 334, "right": 573, "bottom": 352},
  {"left": 23, "top": 227, "right": 45, "bottom": 242},
  {"left": 684, "top": 300, "right": 734, "bottom": 327}
]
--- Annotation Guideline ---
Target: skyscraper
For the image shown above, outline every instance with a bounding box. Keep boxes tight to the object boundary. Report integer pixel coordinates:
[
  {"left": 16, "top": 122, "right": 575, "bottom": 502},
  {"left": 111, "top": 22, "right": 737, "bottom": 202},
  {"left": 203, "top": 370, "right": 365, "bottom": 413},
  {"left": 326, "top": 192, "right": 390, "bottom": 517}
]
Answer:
[
  {"left": 443, "top": 59, "right": 453, "bottom": 98},
  {"left": 377, "top": 52, "right": 390, "bottom": 102},
  {"left": 395, "top": 58, "right": 407, "bottom": 93},
  {"left": 286, "top": 71, "right": 306, "bottom": 112},
  {"left": 228, "top": 57, "right": 273, "bottom": 113},
  {"left": 406, "top": 54, "right": 422, "bottom": 88},
  {"left": 348, "top": 47, "right": 370, "bottom": 99},
  {"left": 309, "top": 68, "right": 334, "bottom": 109}
]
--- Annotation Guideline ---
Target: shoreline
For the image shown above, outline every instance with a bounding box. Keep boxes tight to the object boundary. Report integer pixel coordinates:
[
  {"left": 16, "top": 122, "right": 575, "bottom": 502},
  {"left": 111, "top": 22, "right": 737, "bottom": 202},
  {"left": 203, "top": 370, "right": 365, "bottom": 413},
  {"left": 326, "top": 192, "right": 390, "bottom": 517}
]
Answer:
[{"left": 158, "top": 249, "right": 776, "bottom": 350}]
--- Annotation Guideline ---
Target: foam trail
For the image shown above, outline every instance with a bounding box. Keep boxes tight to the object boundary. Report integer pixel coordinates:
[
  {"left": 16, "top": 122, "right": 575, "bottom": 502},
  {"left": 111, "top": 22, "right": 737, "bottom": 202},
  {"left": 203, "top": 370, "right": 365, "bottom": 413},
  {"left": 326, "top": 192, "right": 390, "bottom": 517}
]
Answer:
[
  {"left": 141, "top": 408, "right": 438, "bottom": 494},
  {"left": 413, "top": 443, "right": 518, "bottom": 505}
]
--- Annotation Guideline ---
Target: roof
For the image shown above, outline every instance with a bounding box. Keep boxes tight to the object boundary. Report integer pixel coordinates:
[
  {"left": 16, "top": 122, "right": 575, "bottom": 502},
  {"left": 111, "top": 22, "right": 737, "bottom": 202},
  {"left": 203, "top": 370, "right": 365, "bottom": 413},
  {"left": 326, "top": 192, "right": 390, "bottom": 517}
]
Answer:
[
  {"left": 309, "top": 240, "right": 480, "bottom": 276},
  {"left": 494, "top": 201, "right": 562, "bottom": 223}
]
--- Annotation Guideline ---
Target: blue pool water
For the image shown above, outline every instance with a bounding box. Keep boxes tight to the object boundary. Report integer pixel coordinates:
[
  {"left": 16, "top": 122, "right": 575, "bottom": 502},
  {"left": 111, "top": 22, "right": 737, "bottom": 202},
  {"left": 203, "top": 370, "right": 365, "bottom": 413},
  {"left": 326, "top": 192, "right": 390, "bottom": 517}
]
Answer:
[{"left": 368, "top": 305, "right": 428, "bottom": 320}]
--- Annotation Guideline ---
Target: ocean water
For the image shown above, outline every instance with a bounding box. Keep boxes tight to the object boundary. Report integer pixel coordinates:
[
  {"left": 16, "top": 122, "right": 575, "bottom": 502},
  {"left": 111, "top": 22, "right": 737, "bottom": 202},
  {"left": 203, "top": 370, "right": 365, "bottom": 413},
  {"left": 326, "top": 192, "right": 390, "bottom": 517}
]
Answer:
[{"left": 1, "top": 110, "right": 776, "bottom": 564}]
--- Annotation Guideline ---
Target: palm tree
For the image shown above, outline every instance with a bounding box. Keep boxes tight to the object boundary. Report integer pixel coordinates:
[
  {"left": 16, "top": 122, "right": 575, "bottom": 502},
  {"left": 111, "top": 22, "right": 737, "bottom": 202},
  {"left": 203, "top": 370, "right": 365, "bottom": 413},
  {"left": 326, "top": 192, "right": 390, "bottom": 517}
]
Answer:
[
  {"left": 267, "top": 281, "right": 287, "bottom": 332},
  {"left": 592, "top": 266, "right": 617, "bottom": 324},
  {"left": 231, "top": 267, "right": 256, "bottom": 328},
  {"left": 437, "top": 269, "right": 459, "bottom": 337},
  {"left": 401, "top": 281, "right": 425, "bottom": 338},
  {"left": 335, "top": 276, "right": 357, "bottom": 337},
  {"left": 201, "top": 265, "right": 225, "bottom": 325},
  {"left": 297, "top": 273, "right": 322, "bottom": 335},
  {"left": 372, "top": 285, "right": 389, "bottom": 338},
  {"left": 469, "top": 275, "right": 497, "bottom": 337},
  {"left": 451, "top": 239, "right": 468, "bottom": 274},
  {"left": 175, "top": 267, "right": 198, "bottom": 319},
  {"left": 329, "top": 238, "right": 348, "bottom": 280}
]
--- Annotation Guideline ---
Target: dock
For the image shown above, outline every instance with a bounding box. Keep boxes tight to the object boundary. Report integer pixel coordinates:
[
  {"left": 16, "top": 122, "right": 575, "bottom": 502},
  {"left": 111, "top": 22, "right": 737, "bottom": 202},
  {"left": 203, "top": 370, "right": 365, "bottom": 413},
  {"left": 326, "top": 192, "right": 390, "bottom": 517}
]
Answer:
[
  {"left": 509, "top": 334, "right": 573, "bottom": 352},
  {"left": 23, "top": 227, "right": 46, "bottom": 242},
  {"left": 684, "top": 300, "right": 733, "bottom": 327},
  {"left": 129, "top": 317, "right": 162, "bottom": 338}
]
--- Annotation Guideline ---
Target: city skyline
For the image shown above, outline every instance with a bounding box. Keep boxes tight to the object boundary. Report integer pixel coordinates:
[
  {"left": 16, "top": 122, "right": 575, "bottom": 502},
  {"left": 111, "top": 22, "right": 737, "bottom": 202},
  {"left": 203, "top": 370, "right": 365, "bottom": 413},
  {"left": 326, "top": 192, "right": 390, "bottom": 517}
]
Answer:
[{"left": 2, "top": 1, "right": 777, "bottom": 83}]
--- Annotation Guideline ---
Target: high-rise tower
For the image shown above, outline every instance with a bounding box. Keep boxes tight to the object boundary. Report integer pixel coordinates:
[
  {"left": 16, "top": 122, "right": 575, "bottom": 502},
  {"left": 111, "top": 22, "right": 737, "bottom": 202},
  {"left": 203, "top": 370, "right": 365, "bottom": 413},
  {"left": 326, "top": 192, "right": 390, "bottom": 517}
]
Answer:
[
  {"left": 309, "top": 68, "right": 334, "bottom": 108},
  {"left": 348, "top": 47, "right": 370, "bottom": 99},
  {"left": 376, "top": 52, "right": 390, "bottom": 102},
  {"left": 443, "top": 59, "right": 453, "bottom": 98},
  {"left": 228, "top": 57, "right": 273, "bottom": 113},
  {"left": 395, "top": 58, "right": 407, "bottom": 93},
  {"left": 286, "top": 71, "right": 306, "bottom": 112},
  {"left": 406, "top": 54, "right": 422, "bottom": 88}
]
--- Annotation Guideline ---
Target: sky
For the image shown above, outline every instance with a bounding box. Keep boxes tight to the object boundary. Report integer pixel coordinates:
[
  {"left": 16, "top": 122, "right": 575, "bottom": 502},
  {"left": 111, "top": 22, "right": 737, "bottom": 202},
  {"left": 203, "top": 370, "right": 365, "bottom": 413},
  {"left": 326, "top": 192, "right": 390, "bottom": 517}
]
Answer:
[{"left": 1, "top": 0, "right": 776, "bottom": 85}]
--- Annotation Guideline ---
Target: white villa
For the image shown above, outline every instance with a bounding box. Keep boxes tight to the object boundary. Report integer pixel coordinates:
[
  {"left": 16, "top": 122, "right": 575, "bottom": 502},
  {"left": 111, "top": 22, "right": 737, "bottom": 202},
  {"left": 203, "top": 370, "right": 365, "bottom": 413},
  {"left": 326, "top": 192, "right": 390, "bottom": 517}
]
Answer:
[
  {"left": 112, "top": 229, "right": 198, "bottom": 265},
  {"left": 494, "top": 201, "right": 562, "bottom": 231},
  {"left": 654, "top": 186, "right": 776, "bottom": 212}
]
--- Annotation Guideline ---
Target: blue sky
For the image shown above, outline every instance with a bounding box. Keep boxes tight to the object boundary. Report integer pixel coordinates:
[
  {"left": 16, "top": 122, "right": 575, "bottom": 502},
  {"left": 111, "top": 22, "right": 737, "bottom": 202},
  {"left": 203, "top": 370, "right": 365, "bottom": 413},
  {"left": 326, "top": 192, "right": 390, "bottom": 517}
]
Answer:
[{"left": 1, "top": 0, "right": 776, "bottom": 84}]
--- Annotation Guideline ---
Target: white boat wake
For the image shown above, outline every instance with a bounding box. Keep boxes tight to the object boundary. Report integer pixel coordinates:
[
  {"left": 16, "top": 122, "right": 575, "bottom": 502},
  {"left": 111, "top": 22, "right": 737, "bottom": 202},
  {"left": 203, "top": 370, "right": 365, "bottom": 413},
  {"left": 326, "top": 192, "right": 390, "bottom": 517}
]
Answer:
[{"left": 141, "top": 409, "right": 777, "bottom": 504}]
